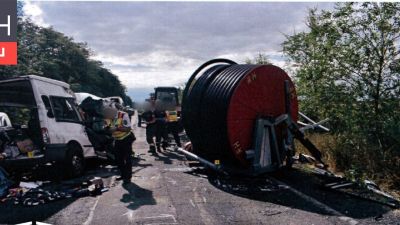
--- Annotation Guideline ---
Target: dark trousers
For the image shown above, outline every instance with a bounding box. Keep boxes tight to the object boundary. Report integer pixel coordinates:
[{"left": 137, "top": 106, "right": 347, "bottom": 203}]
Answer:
[
  {"left": 115, "top": 134, "right": 135, "bottom": 180},
  {"left": 167, "top": 122, "right": 181, "bottom": 147},
  {"left": 155, "top": 121, "right": 168, "bottom": 148},
  {"left": 146, "top": 123, "right": 156, "bottom": 144},
  {"left": 137, "top": 115, "right": 142, "bottom": 127}
]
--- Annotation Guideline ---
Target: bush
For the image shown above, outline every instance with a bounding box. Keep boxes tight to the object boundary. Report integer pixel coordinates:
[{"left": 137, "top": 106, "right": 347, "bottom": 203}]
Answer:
[{"left": 296, "top": 132, "right": 400, "bottom": 193}]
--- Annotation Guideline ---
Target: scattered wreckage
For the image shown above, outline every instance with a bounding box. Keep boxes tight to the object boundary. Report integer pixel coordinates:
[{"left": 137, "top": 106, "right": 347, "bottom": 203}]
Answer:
[
  {"left": 76, "top": 93, "right": 135, "bottom": 117},
  {"left": 0, "top": 167, "right": 109, "bottom": 207}
]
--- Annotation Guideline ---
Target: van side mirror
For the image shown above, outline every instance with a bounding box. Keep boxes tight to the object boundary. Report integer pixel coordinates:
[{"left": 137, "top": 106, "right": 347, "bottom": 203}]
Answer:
[{"left": 47, "top": 110, "right": 54, "bottom": 118}]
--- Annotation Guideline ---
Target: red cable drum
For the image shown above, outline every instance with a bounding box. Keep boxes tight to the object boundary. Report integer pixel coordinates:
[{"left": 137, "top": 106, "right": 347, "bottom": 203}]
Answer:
[{"left": 182, "top": 59, "right": 298, "bottom": 168}]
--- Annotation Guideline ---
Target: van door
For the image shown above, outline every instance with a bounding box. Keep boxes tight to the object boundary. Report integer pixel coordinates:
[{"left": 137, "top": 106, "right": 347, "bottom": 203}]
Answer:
[{"left": 48, "top": 96, "right": 96, "bottom": 158}]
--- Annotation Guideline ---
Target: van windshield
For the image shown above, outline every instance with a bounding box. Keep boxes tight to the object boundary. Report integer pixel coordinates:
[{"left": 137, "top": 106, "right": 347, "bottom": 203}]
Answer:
[{"left": 0, "top": 80, "right": 36, "bottom": 107}]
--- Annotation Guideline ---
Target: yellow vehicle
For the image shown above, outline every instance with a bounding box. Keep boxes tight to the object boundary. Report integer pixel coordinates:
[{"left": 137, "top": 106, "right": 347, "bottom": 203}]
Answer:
[{"left": 154, "top": 87, "right": 181, "bottom": 118}]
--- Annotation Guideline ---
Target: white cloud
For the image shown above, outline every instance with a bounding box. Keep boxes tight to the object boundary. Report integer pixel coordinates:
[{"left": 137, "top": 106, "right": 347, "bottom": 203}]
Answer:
[
  {"left": 23, "top": 0, "right": 49, "bottom": 27},
  {"left": 92, "top": 50, "right": 199, "bottom": 88}
]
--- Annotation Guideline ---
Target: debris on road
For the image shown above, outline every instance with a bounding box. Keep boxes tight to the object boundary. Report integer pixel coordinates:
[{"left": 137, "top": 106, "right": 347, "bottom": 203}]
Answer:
[
  {"left": 0, "top": 176, "right": 111, "bottom": 207},
  {"left": 208, "top": 173, "right": 290, "bottom": 196},
  {"left": 293, "top": 152, "right": 400, "bottom": 208},
  {"left": 19, "top": 181, "right": 42, "bottom": 189},
  {"left": 321, "top": 176, "right": 400, "bottom": 208},
  {"left": 11, "top": 188, "right": 72, "bottom": 206},
  {"left": 0, "top": 167, "right": 12, "bottom": 198}
]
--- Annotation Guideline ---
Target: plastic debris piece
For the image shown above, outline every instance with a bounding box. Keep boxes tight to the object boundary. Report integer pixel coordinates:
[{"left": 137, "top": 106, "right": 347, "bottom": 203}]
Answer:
[
  {"left": 19, "top": 182, "right": 40, "bottom": 189},
  {"left": 88, "top": 184, "right": 96, "bottom": 192},
  {"left": 0, "top": 167, "right": 12, "bottom": 197},
  {"left": 90, "top": 177, "right": 104, "bottom": 188},
  {"left": 299, "top": 153, "right": 315, "bottom": 163}
]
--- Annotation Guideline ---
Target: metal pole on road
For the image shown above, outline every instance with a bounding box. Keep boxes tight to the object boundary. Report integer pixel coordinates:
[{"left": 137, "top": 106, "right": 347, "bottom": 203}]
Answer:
[{"left": 176, "top": 147, "right": 227, "bottom": 175}]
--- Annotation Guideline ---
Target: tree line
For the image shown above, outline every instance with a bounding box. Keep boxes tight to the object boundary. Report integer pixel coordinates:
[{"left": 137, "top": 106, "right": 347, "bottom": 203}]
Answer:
[
  {"left": 282, "top": 3, "right": 399, "bottom": 189},
  {"left": 0, "top": 18, "right": 133, "bottom": 106}
]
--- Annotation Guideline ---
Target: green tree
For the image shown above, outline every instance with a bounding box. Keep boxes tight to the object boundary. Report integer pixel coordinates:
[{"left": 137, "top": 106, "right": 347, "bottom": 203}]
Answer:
[
  {"left": 283, "top": 3, "right": 400, "bottom": 187},
  {"left": 245, "top": 53, "right": 271, "bottom": 65}
]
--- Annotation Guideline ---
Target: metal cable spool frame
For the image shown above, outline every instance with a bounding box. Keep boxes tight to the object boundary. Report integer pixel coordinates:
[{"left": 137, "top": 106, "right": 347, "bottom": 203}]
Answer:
[{"left": 182, "top": 59, "right": 299, "bottom": 174}]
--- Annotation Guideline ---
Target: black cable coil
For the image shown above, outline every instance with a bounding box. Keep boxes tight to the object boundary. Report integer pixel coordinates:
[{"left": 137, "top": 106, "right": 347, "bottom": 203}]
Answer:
[{"left": 182, "top": 59, "right": 258, "bottom": 164}]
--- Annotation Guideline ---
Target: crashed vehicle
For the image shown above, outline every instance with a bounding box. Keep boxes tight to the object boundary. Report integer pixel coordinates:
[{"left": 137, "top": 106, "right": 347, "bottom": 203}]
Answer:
[
  {"left": 74, "top": 92, "right": 102, "bottom": 105},
  {"left": 76, "top": 93, "right": 134, "bottom": 117},
  {"left": 0, "top": 75, "right": 112, "bottom": 177},
  {"left": 104, "top": 96, "right": 135, "bottom": 117}
]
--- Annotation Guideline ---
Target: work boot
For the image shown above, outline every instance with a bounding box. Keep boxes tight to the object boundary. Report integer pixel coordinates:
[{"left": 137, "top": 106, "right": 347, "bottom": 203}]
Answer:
[
  {"left": 149, "top": 145, "right": 156, "bottom": 153},
  {"left": 123, "top": 179, "right": 131, "bottom": 184},
  {"left": 156, "top": 143, "right": 162, "bottom": 152},
  {"left": 162, "top": 142, "right": 168, "bottom": 150}
]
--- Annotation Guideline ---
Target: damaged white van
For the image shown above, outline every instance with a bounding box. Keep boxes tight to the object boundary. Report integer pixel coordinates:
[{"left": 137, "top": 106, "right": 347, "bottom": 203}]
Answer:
[{"left": 0, "top": 75, "right": 109, "bottom": 177}]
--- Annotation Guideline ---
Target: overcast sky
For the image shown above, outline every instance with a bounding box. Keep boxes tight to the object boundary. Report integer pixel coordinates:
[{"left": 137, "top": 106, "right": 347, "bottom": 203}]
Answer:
[{"left": 23, "top": 1, "right": 333, "bottom": 102}]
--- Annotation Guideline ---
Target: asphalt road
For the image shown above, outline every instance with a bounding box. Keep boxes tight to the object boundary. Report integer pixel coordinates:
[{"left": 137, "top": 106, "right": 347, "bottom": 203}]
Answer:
[{"left": 0, "top": 119, "right": 399, "bottom": 225}]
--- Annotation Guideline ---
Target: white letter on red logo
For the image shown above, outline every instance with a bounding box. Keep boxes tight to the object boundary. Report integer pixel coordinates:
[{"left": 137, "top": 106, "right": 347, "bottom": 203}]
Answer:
[{"left": 0, "top": 15, "right": 10, "bottom": 36}]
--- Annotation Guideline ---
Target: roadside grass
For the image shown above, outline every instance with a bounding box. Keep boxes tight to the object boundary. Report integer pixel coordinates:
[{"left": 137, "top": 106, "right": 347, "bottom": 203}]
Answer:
[{"left": 295, "top": 133, "right": 400, "bottom": 199}]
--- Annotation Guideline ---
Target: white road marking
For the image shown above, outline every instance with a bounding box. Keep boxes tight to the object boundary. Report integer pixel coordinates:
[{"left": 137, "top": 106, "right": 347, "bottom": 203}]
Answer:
[
  {"left": 83, "top": 196, "right": 100, "bottom": 225},
  {"left": 150, "top": 175, "right": 161, "bottom": 180},
  {"left": 163, "top": 167, "right": 193, "bottom": 172},
  {"left": 141, "top": 214, "right": 177, "bottom": 222},
  {"left": 339, "top": 216, "right": 359, "bottom": 225},
  {"left": 189, "top": 199, "right": 196, "bottom": 208},
  {"left": 122, "top": 210, "right": 134, "bottom": 222},
  {"left": 144, "top": 223, "right": 178, "bottom": 225},
  {"left": 124, "top": 212, "right": 177, "bottom": 224},
  {"left": 193, "top": 180, "right": 216, "bottom": 225},
  {"left": 166, "top": 177, "right": 177, "bottom": 185},
  {"left": 269, "top": 177, "right": 359, "bottom": 225}
]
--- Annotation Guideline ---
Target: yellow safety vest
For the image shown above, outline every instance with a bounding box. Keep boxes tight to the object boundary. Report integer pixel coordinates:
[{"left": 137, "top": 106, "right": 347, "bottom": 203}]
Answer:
[
  {"left": 167, "top": 111, "right": 178, "bottom": 122},
  {"left": 109, "top": 112, "right": 131, "bottom": 140}
]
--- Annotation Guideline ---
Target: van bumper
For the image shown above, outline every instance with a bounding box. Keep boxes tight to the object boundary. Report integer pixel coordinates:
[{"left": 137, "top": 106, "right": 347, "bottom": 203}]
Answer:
[
  {"left": 45, "top": 144, "right": 68, "bottom": 162},
  {"left": 0, "top": 144, "right": 68, "bottom": 169},
  {"left": 0, "top": 154, "right": 46, "bottom": 169}
]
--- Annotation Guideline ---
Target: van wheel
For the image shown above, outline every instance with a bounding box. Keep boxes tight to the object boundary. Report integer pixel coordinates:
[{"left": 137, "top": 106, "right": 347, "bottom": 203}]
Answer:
[{"left": 65, "top": 144, "right": 85, "bottom": 177}]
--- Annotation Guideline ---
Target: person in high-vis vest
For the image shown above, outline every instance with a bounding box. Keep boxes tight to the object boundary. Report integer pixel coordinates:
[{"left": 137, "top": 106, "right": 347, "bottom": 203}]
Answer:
[
  {"left": 166, "top": 110, "right": 181, "bottom": 147},
  {"left": 104, "top": 107, "right": 136, "bottom": 184},
  {"left": 154, "top": 100, "right": 169, "bottom": 151},
  {"left": 142, "top": 100, "right": 157, "bottom": 153}
]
